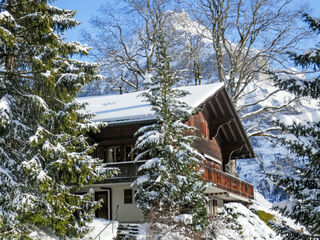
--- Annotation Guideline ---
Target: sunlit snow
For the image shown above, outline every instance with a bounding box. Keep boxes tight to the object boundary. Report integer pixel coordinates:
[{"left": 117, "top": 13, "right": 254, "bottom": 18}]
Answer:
[{"left": 78, "top": 82, "right": 223, "bottom": 123}]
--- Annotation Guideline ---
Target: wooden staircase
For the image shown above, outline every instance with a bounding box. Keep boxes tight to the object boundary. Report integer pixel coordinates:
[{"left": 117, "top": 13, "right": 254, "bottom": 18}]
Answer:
[{"left": 115, "top": 223, "right": 140, "bottom": 240}]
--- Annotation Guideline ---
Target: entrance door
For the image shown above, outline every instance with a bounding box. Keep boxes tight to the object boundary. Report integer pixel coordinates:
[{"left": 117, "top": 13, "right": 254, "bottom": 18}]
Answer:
[{"left": 95, "top": 191, "right": 111, "bottom": 219}]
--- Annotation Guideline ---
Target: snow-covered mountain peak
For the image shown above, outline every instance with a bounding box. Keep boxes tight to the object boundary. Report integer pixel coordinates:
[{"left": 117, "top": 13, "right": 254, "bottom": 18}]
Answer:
[{"left": 163, "top": 10, "right": 210, "bottom": 38}]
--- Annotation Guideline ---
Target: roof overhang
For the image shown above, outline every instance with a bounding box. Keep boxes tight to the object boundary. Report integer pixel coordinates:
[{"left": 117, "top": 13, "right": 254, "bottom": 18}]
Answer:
[{"left": 199, "top": 87, "right": 255, "bottom": 163}]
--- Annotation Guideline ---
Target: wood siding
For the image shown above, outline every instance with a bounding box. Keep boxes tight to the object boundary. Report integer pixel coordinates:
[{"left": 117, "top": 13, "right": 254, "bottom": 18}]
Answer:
[
  {"left": 186, "top": 111, "right": 223, "bottom": 168},
  {"left": 92, "top": 109, "right": 254, "bottom": 199},
  {"left": 203, "top": 162, "right": 254, "bottom": 199}
]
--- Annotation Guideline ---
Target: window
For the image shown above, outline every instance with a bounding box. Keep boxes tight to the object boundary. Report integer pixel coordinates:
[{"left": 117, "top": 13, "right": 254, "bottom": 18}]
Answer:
[
  {"left": 208, "top": 199, "right": 218, "bottom": 216},
  {"left": 124, "top": 189, "right": 133, "bottom": 204},
  {"left": 124, "top": 145, "right": 136, "bottom": 161},
  {"left": 106, "top": 146, "right": 121, "bottom": 162},
  {"left": 213, "top": 199, "right": 218, "bottom": 216},
  {"left": 103, "top": 145, "right": 137, "bottom": 162}
]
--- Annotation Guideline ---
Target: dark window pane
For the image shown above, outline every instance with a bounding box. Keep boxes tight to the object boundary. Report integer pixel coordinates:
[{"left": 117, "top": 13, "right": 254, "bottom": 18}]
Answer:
[
  {"left": 124, "top": 145, "right": 136, "bottom": 161},
  {"left": 125, "top": 146, "right": 132, "bottom": 161},
  {"left": 115, "top": 146, "right": 121, "bottom": 162},
  {"left": 96, "top": 146, "right": 104, "bottom": 160},
  {"left": 124, "top": 189, "right": 133, "bottom": 204}
]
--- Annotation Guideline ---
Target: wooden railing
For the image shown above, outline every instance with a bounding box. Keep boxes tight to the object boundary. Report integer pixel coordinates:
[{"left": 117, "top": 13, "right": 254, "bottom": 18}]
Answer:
[
  {"left": 106, "top": 161, "right": 145, "bottom": 179},
  {"left": 203, "top": 163, "right": 254, "bottom": 199},
  {"left": 105, "top": 161, "right": 254, "bottom": 199}
]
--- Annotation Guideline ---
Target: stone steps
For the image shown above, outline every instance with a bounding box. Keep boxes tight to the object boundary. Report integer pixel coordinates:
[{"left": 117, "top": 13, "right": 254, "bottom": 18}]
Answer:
[{"left": 116, "top": 223, "right": 140, "bottom": 240}]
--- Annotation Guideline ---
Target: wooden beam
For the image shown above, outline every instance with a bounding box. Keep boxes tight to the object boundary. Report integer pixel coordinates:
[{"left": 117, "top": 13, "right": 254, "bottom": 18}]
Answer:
[
  {"left": 207, "top": 96, "right": 234, "bottom": 143},
  {"left": 209, "top": 117, "right": 234, "bottom": 127},
  {"left": 222, "top": 143, "right": 245, "bottom": 167},
  {"left": 221, "top": 143, "right": 245, "bottom": 152},
  {"left": 209, "top": 117, "right": 234, "bottom": 137}
]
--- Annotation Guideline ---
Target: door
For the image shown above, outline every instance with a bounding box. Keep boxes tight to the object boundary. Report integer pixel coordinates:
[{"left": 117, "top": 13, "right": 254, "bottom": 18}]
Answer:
[{"left": 95, "top": 191, "right": 111, "bottom": 219}]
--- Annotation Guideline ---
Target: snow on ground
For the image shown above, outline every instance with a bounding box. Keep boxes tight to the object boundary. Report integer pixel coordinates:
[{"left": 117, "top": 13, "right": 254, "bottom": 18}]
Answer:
[
  {"left": 29, "top": 192, "right": 308, "bottom": 240},
  {"left": 131, "top": 193, "right": 285, "bottom": 240},
  {"left": 29, "top": 229, "right": 58, "bottom": 240},
  {"left": 251, "top": 191, "right": 307, "bottom": 234},
  {"left": 136, "top": 223, "right": 148, "bottom": 240},
  {"left": 251, "top": 190, "right": 273, "bottom": 210},
  {"left": 29, "top": 219, "right": 118, "bottom": 240},
  {"left": 214, "top": 202, "right": 280, "bottom": 240},
  {"left": 85, "top": 218, "right": 118, "bottom": 240},
  {"left": 135, "top": 223, "right": 194, "bottom": 240},
  {"left": 204, "top": 191, "right": 307, "bottom": 240}
]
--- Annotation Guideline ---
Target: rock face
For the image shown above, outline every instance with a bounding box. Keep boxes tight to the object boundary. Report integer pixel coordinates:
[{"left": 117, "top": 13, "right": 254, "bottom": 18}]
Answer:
[{"left": 80, "top": 11, "right": 317, "bottom": 203}]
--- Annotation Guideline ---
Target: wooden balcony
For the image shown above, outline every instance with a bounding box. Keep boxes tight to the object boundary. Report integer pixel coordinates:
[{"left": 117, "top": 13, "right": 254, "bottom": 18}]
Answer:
[
  {"left": 104, "top": 161, "right": 254, "bottom": 200},
  {"left": 203, "top": 163, "right": 254, "bottom": 199},
  {"left": 104, "top": 161, "right": 145, "bottom": 183}
]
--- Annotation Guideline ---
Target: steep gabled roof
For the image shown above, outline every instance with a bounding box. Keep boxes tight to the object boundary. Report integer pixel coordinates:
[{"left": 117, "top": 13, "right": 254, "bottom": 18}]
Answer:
[
  {"left": 79, "top": 82, "right": 255, "bottom": 160},
  {"left": 78, "top": 82, "right": 224, "bottom": 124}
]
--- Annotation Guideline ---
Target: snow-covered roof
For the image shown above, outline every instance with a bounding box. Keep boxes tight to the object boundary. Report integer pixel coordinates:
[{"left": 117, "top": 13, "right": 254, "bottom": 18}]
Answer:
[{"left": 78, "top": 82, "right": 224, "bottom": 124}]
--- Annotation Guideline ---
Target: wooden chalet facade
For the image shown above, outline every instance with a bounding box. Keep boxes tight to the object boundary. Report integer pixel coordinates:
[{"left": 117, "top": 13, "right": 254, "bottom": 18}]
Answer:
[{"left": 79, "top": 82, "right": 255, "bottom": 222}]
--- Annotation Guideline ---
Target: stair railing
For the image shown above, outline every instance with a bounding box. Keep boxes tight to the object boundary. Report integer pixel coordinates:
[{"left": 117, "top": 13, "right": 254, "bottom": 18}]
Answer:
[{"left": 94, "top": 205, "right": 119, "bottom": 240}]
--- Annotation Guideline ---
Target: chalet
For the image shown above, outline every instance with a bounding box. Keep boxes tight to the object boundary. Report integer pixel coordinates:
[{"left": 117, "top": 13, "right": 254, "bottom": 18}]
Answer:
[{"left": 78, "top": 82, "right": 255, "bottom": 222}]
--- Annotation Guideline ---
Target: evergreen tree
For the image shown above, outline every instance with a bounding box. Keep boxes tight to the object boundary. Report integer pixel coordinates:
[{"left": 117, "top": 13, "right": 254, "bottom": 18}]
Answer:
[
  {"left": 132, "top": 28, "right": 207, "bottom": 232},
  {"left": 271, "top": 14, "right": 320, "bottom": 239},
  {"left": 0, "top": 1, "right": 114, "bottom": 239}
]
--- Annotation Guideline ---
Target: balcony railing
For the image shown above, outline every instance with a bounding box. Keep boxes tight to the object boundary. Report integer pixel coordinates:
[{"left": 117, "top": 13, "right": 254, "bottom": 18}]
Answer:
[
  {"left": 105, "top": 161, "right": 254, "bottom": 199},
  {"left": 203, "top": 163, "right": 254, "bottom": 199},
  {"left": 105, "top": 161, "right": 145, "bottom": 181}
]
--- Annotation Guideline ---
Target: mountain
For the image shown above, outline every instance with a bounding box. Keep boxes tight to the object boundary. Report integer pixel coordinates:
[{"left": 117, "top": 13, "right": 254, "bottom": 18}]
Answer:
[{"left": 79, "top": 11, "right": 318, "bottom": 203}]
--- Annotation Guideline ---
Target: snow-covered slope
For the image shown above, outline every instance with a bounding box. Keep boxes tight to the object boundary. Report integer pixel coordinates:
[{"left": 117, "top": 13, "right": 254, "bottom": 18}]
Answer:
[
  {"left": 237, "top": 79, "right": 318, "bottom": 202},
  {"left": 203, "top": 191, "right": 307, "bottom": 240},
  {"left": 213, "top": 203, "right": 280, "bottom": 240}
]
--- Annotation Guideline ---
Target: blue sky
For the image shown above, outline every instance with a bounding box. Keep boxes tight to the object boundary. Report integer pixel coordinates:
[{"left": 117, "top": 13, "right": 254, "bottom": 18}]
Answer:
[
  {"left": 54, "top": 0, "right": 320, "bottom": 44},
  {"left": 54, "top": 0, "right": 107, "bottom": 42}
]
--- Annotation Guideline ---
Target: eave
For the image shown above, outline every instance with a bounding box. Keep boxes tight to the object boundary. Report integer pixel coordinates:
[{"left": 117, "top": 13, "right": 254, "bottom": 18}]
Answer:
[{"left": 200, "top": 87, "right": 255, "bottom": 164}]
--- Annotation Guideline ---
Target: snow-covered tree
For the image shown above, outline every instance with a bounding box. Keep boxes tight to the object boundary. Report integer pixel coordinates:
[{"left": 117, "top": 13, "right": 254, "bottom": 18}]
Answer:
[
  {"left": 0, "top": 1, "right": 115, "bottom": 239},
  {"left": 270, "top": 14, "right": 320, "bottom": 239},
  {"left": 132, "top": 28, "right": 207, "bottom": 231}
]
